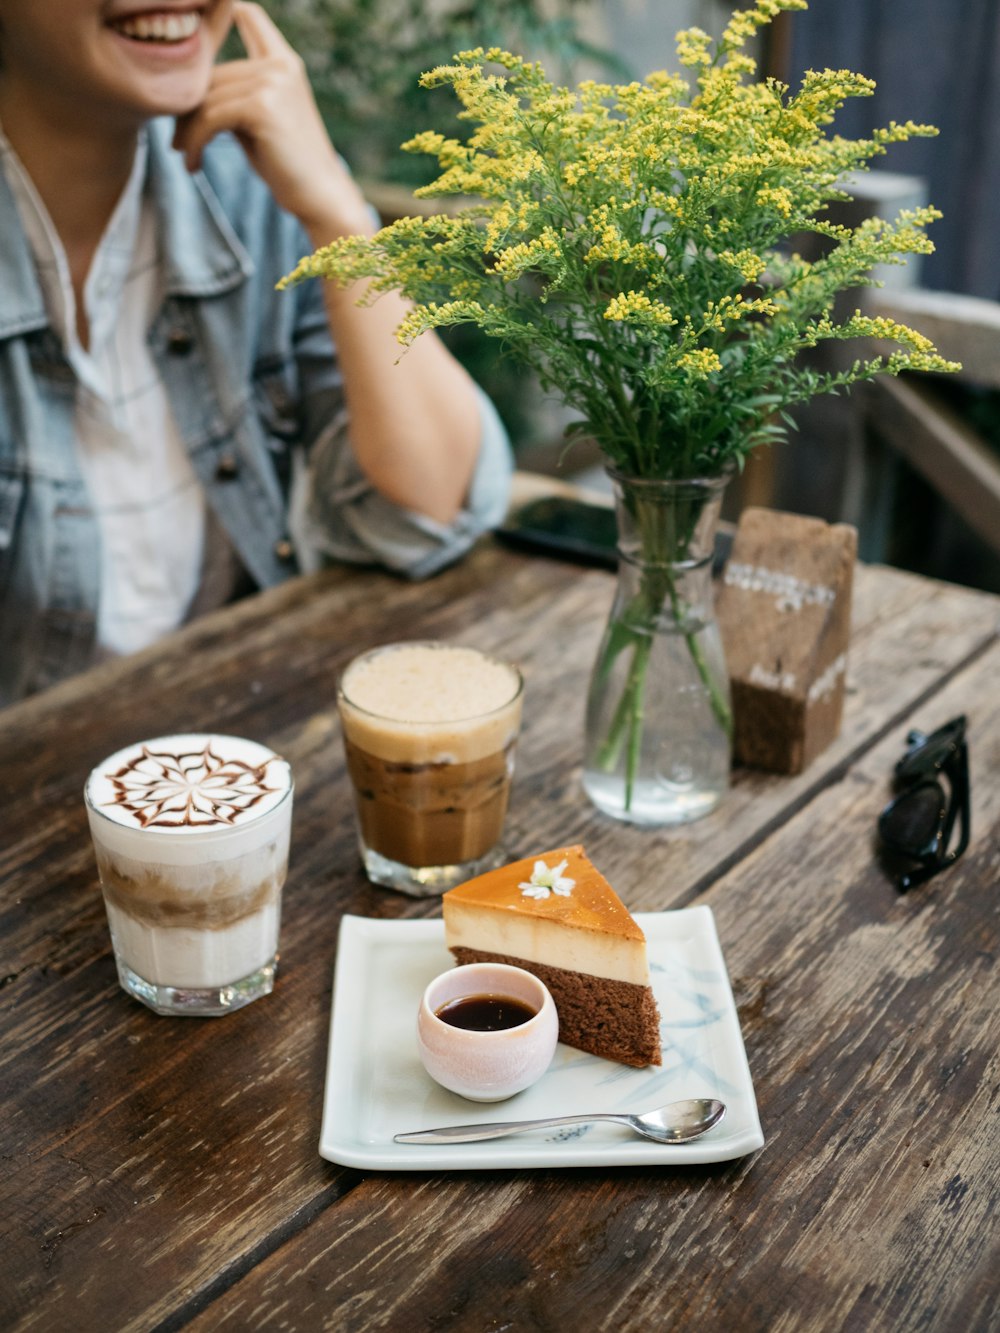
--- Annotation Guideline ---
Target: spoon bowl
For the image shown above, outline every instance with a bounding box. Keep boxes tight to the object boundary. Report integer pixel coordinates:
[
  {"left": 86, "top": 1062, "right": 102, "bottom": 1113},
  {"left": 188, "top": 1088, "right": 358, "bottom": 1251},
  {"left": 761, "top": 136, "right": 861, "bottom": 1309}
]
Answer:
[{"left": 394, "top": 1096, "right": 726, "bottom": 1145}]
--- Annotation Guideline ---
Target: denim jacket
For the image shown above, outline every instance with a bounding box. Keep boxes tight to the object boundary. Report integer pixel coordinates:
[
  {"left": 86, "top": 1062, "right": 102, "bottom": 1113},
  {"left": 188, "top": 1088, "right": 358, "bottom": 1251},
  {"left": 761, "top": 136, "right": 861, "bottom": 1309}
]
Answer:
[{"left": 0, "top": 120, "right": 511, "bottom": 705}]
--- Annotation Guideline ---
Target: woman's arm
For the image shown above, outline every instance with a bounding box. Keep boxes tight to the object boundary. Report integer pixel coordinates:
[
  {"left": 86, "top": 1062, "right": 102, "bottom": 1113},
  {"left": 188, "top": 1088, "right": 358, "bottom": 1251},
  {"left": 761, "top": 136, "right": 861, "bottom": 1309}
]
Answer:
[{"left": 172, "top": 1, "right": 481, "bottom": 525}]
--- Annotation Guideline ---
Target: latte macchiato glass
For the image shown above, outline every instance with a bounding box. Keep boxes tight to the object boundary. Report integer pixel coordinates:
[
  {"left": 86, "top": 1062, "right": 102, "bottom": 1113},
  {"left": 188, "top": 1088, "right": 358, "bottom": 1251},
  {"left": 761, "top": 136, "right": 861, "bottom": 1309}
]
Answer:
[
  {"left": 337, "top": 642, "right": 523, "bottom": 895},
  {"left": 85, "top": 734, "right": 293, "bottom": 1016}
]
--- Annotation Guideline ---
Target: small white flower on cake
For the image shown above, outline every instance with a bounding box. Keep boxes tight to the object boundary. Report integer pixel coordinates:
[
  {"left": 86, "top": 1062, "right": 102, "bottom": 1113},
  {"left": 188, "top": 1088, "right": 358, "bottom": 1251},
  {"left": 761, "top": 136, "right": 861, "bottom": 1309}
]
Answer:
[{"left": 519, "top": 858, "right": 575, "bottom": 899}]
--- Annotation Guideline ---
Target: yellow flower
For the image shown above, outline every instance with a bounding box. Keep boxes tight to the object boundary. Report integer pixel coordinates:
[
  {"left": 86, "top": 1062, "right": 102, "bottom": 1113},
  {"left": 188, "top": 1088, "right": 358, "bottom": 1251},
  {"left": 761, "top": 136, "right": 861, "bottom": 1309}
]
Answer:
[
  {"left": 676, "top": 27, "right": 713, "bottom": 68},
  {"left": 491, "top": 230, "right": 562, "bottom": 280},
  {"left": 756, "top": 184, "right": 795, "bottom": 216},
  {"left": 718, "top": 249, "right": 768, "bottom": 283},
  {"left": 679, "top": 349, "right": 723, "bottom": 375},
  {"left": 604, "top": 291, "right": 676, "bottom": 327},
  {"left": 281, "top": 1, "right": 957, "bottom": 478}
]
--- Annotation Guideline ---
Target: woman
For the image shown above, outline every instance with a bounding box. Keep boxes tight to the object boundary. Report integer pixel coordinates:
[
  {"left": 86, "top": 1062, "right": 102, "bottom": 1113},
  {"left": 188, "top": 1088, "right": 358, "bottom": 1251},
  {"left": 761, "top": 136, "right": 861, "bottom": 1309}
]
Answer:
[{"left": 0, "top": 0, "right": 511, "bottom": 704}]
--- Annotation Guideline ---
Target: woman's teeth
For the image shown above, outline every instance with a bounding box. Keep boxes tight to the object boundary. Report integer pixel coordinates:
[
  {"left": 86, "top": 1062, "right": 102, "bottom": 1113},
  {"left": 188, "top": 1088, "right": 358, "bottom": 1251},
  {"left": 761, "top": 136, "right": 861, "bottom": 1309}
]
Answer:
[{"left": 112, "top": 11, "right": 201, "bottom": 42}]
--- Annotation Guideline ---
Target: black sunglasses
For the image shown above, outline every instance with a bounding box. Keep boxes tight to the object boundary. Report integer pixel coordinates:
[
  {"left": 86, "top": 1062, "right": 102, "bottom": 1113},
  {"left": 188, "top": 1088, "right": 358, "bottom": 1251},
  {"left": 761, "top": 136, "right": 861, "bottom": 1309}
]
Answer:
[{"left": 878, "top": 716, "right": 971, "bottom": 891}]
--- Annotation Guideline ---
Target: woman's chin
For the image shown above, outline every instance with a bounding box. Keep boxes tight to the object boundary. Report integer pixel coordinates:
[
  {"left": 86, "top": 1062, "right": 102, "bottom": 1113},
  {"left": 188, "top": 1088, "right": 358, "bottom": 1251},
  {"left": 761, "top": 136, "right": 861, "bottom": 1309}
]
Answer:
[
  {"left": 109, "top": 71, "right": 215, "bottom": 125},
  {"left": 103, "top": 27, "right": 221, "bottom": 120}
]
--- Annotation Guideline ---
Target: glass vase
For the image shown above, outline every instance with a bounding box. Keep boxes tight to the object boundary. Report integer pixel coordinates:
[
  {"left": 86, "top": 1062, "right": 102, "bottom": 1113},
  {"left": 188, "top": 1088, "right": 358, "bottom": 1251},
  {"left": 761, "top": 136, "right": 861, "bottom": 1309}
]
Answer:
[{"left": 583, "top": 468, "right": 732, "bottom": 825}]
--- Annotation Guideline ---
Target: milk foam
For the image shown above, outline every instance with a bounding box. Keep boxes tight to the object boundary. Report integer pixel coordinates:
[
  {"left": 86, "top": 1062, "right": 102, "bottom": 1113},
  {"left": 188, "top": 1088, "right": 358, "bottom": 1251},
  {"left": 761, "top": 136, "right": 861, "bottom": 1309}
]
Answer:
[
  {"left": 339, "top": 644, "right": 522, "bottom": 764},
  {"left": 85, "top": 734, "right": 293, "bottom": 865}
]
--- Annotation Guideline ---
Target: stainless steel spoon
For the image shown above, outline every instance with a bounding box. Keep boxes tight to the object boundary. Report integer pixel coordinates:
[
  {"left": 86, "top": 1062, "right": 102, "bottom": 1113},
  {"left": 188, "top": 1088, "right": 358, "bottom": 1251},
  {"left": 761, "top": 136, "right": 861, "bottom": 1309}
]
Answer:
[{"left": 394, "top": 1096, "right": 726, "bottom": 1145}]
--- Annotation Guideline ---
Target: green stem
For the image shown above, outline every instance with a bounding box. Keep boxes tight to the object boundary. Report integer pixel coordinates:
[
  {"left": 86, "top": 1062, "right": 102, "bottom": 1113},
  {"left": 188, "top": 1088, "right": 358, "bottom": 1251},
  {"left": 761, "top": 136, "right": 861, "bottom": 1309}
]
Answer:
[
  {"left": 665, "top": 574, "right": 734, "bottom": 740},
  {"left": 595, "top": 625, "right": 652, "bottom": 771},
  {"left": 593, "top": 566, "right": 731, "bottom": 776}
]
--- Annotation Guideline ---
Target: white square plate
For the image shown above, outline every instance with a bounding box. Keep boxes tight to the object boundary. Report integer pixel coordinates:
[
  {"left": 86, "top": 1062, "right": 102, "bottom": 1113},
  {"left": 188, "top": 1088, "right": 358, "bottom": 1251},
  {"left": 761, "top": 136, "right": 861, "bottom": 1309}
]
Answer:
[{"left": 319, "top": 907, "right": 764, "bottom": 1170}]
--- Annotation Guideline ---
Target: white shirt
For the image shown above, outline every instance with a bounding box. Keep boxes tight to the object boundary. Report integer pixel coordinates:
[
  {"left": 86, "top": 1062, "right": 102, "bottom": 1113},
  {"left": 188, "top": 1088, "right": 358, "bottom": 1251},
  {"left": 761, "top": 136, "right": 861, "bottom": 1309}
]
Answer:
[{"left": 0, "top": 126, "right": 206, "bottom": 655}]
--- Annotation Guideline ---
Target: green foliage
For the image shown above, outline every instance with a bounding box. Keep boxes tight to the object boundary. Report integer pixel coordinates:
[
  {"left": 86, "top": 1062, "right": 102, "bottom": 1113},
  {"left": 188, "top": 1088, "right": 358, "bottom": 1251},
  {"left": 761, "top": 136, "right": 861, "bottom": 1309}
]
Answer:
[
  {"left": 261, "top": 0, "right": 616, "bottom": 185},
  {"left": 284, "top": 0, "right": 960, "bottom": 479}
]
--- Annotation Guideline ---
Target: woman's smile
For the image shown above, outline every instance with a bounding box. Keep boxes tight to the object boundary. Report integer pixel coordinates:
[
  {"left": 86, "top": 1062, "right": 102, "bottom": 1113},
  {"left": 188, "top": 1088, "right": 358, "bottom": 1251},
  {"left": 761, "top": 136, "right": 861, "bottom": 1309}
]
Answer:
[
  {"left": 0, "top": 0, "right": 234, "bottom": 128},
  {"left": 107, "top": 9, "right": 204, "bottom": 44}
]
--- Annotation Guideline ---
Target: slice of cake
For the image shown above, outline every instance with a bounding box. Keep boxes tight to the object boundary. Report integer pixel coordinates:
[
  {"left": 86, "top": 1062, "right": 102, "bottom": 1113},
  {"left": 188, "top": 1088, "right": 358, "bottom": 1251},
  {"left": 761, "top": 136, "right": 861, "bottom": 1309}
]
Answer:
[{"left": 442, "top": 845, "right": 661, "bottom": 1068}]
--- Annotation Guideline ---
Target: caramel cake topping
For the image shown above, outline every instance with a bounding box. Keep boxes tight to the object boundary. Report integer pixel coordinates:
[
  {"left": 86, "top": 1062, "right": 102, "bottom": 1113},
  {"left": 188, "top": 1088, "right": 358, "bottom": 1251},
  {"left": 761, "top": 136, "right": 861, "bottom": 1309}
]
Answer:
[{"left": 446, "top": 845, "right": 646, "bottom": 942}]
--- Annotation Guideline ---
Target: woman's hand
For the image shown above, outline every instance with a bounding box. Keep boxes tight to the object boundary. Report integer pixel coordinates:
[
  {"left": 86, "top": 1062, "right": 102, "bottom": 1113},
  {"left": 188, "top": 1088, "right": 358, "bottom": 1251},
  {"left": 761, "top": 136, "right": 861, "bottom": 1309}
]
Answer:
[
  {"left": 175, "top": 1, "right": 484, "bottom": 526},
  {"left": 172, "top": 1, "right": 372, "bottom": 242}
]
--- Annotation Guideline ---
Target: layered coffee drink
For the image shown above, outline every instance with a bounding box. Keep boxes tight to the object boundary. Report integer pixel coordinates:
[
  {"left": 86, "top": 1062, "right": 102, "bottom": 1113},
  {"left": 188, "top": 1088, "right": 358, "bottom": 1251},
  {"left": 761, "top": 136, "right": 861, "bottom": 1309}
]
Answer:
[
  {"left": 85, "top": 734, "right": 293, "bottom": 1016},
  {"left": 338, "top": 643, "right": 523, "bottom": 895}
]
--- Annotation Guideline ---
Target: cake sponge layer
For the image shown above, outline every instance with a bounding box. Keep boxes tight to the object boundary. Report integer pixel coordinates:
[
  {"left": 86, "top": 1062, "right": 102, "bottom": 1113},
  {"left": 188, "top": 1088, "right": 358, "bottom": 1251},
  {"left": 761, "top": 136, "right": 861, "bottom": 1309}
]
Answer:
[{"left": 451, "top": 947, "right": 662, "bottom": 1068}]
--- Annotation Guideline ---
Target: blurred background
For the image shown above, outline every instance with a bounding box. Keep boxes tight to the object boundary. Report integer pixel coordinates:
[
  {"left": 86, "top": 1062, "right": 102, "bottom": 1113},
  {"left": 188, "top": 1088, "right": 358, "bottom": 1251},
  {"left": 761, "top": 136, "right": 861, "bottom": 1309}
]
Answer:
[{"left": 264, "top": 0, "right": 1000, "bottom": 592}]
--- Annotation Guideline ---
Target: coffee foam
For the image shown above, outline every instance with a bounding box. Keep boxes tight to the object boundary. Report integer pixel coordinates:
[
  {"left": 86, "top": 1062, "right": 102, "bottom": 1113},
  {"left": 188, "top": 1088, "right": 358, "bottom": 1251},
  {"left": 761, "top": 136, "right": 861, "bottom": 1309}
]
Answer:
[
  {"left": 338, "top": 644, "right": 522, "bottom": 764},
  {"left": 85, "top": 734, "right": 293, "bottom": 866}
]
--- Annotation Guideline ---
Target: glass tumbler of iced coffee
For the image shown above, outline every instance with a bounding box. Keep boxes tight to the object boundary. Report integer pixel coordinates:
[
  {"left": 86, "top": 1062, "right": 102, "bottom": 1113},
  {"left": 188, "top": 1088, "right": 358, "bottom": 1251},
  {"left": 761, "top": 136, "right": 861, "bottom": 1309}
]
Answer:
[
  {"left": 337, "top": 642, "right": 523, "bottom": 895},
  {"left": 85, "top": 734, "right": 293, "bottom": 1016}
]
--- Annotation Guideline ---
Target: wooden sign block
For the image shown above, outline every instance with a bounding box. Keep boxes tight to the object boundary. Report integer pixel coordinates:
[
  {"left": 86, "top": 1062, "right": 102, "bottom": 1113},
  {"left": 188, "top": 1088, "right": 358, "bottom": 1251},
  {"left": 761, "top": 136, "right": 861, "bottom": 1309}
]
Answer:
[{"left": 715, "top": 507, "right": 858, "bottom": 774}]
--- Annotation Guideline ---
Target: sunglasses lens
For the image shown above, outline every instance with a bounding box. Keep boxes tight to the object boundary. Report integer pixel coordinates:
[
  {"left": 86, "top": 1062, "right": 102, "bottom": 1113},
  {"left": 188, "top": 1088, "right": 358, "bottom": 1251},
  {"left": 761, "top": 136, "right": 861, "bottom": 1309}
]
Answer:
[
  {"left": 896, "top": 717, "right": 966, "bottom": 779},
  {"left": 880, "top": 717, "right": 970, "bottom": 890},
  {"left": 880, "top": 783, "right": 945, "bottom": 854}
]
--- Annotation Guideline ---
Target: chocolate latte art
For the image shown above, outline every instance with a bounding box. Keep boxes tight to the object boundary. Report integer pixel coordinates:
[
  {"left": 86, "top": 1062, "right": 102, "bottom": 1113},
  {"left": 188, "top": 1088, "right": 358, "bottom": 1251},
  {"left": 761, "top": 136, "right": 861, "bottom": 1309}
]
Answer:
[
  {"left": 104, "top": 741, "right": 281, "bottom": 828},
  {"left": 85, "top": 735, "right": 293, "bottom": 1015}
]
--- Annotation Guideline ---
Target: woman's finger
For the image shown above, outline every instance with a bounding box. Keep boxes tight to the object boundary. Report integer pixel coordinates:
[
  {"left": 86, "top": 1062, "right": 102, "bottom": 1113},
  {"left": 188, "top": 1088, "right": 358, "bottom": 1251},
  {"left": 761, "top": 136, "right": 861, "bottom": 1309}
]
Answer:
[
  {"left": 173, "top": 88, "right": 264, "bottom": 169},
  {"left": 232, "top": 1, "right": 291, "bottom": 61},
  {"left": 190, "top": 59, "right": 281, "bottom": 96}
]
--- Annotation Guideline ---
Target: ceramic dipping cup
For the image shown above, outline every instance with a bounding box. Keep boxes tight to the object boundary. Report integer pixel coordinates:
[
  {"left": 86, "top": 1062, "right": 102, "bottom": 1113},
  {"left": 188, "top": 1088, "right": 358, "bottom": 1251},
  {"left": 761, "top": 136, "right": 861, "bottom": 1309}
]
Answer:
[{"left": 417, "top": 963, "right": 558, "bottom": 1101}]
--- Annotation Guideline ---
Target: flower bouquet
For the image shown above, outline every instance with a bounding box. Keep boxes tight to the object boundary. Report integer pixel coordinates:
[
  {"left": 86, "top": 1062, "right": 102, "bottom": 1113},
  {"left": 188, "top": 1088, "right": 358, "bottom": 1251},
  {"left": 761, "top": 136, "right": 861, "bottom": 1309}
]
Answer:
[{"left": 283, "top": 0, "right": 958, "bottom": 823}]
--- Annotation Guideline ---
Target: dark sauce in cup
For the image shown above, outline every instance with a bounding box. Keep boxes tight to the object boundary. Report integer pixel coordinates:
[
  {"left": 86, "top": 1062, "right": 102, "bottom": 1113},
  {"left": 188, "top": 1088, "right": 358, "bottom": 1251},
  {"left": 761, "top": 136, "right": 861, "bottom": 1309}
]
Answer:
[{"left": 435, "top": 993, "right": 536, "bottom": 1032}]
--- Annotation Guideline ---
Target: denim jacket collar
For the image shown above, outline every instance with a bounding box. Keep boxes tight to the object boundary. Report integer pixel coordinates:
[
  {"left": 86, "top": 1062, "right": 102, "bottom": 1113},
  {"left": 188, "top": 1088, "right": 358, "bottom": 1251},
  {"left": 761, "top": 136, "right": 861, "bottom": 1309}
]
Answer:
[
  {"left": 146, "top": 120, "right": 255, "bottom": 298},
  {"left": 0, "top": 168, "right": 47, "bottom": 341},
  {"left": 0, "top": 118, "right": 254, "bottom": 344}
]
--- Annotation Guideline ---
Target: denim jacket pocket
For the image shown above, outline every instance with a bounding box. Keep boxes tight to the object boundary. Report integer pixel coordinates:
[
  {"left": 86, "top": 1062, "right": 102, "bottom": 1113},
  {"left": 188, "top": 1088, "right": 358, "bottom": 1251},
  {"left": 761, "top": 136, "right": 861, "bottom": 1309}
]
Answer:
[
  {"left": 251, "top": 357, "right": 301, "bottom": 498},
  {"left": 252, "top": 357, "right": 301, "bottom": 441}
]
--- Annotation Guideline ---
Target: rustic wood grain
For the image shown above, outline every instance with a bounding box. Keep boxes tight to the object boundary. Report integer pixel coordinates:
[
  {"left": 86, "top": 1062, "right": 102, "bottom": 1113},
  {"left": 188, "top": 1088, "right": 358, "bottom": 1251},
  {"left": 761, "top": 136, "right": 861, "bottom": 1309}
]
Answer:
[
  {"left": 1, "top": 540, "right": 997, "bottom": 1332},
  {"left": 179, "top": 644, "right": 1000, "bottom": 1333}
]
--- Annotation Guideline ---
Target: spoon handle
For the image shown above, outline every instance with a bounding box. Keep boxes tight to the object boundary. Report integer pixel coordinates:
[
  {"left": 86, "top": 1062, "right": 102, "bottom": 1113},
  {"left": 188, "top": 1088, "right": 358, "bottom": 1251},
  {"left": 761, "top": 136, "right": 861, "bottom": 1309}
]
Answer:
[{"left": 394, "top": 1112, "right": 626, "bottom": 1144}]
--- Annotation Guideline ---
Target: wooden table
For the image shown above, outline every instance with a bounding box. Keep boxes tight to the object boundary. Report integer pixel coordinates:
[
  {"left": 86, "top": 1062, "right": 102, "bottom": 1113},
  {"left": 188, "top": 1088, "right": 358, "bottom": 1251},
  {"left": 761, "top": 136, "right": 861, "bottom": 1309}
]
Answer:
[{"left": 2, "top": 540, "right": 998, "bottom": 1332}]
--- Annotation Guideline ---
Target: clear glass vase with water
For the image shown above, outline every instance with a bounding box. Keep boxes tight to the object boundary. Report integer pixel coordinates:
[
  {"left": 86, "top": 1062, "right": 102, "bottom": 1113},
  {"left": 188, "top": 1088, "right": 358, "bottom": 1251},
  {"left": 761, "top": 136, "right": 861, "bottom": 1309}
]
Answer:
[{"left": 583, "top": 470, "right": 732, "bottom": 826}]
